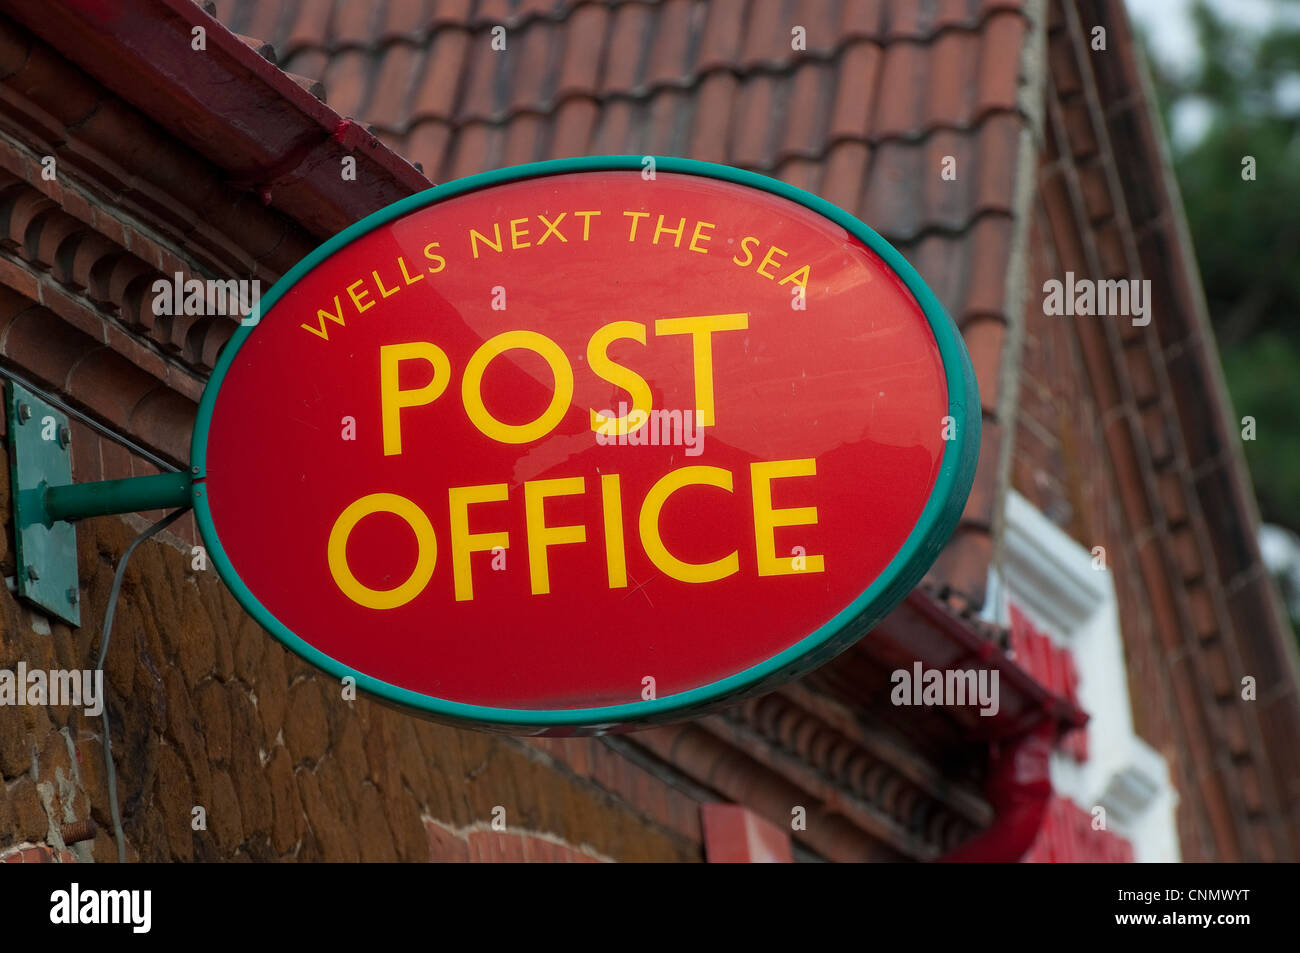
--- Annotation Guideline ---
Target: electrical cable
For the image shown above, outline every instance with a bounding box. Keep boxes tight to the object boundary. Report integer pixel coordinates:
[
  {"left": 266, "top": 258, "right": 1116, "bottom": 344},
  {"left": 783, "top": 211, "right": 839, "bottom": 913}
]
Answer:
[{"left": 96, "top": 506, "right": 190, "bottom": 863}]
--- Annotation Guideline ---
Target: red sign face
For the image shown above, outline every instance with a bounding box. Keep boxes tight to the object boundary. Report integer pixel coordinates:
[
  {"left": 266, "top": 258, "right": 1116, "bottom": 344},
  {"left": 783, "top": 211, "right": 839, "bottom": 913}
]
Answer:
[{"left": 193, "top": 158, "right": 978, "bottom": 732}]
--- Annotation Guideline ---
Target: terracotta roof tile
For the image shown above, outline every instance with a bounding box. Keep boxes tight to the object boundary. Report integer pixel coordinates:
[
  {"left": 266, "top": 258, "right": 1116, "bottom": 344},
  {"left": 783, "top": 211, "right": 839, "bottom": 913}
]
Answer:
[
  {"left": 730, "top": 74, "right": 776, "bottom": 168},
  {"left": 282, "top": 0, "right": 335, "bottom": 58},
  {"left": 367, "top": 43, "right": 422, "bottom": 131},
  {"left": 926, "top": 527, "right": 993, "bottom": 605},
  {"left": 236, "top": 33, "right": 277, "bottom": 62},
  {"left": 864, "top": 140, "right": 922, "bottom": 239},
  {"left": 924, "top": 129, "right": 972, "bottom": 229},
  {"left": 402, "top": 120, "right": 453, "bottom": 178},
  {"left": 982, "top": 0, "right": 1028, "bottom": 16},
  {"left": 644, "top": 0, "right": 695, "bottom": 88},
  {"left": 962, "top": 315, "right": 1006, "bottom": 414},
  {"left": 974, "top": 111, "right": 1023, "bottom": 214},
  {"left": 962, "top": 415, "right": 1002, "bottom": 524},
  {"left": 696, "top": 0, "right": 746, "bottom": 73},
  {"left": 874, "top": 42, "right": 929, "bottom": 139},
  {"left": 819, "top": 140, "right": 870, "bottom": 211},
  {"left": 827, "top": 41, "right": 880, "bottom": 141},
  {"left": 411, "top": 28, "right": 471, "bottom": 122},
  {"left": 556, "top": 4, "right": 610, "bottom": 98},
  {"left": 778, "top": 61, "right": 831, "bottom": 161},
  {"left": 332, "top": 0, "right": 381, "bottom": 48},
  {"left": 274, "top": 0, "right": 332, "bottom": 55},
  {"left": 775, "top": 156, "right": 821, "bottom": 196},
  {"left": 927, "top": 30, "right": 980, "bottom": 127},
  {"left": 961, "top": 215, "right": 1014, "bottom": 318},
  {"left": 885, "top": 0, "right": 931, "bottom": 40},
  {"left": 517, "top": 0, "right": 569, "bottom": 18},
  {"left": 380, "top": 0, "right": 434, "bottom": 44},
  {"left": 550, "top": 96, "right": 598, "bottom": 157},
  {"left": 840, "top": 0, "right": 886, "bottom": 36},
  {"left": 789, "top": 0, "right": 840, "bottom": 52},
  {"left": 446, "top": 122, "right": 497, "bottom": 179},
  {"left": 687, "top": 71, "right": 737, "bottom": 162},
  {"left": 644, "top": 87, "right": 691, "bottom": 155},
  {"left": 241, "top": 0, "right": 290, "bottom": 49},
  {"left": 508, "top": 20, "right": 558, "bottom": 113},
  {"left": 284, "top": 49, "right": 330, "bottom": 96},
  {"left": 603, "top": 4, "right": 652, "bottom": 92},
  {"left": 978, "top": 10, "right": 1027, "bottom": 114},
  {"left": 459, "top": 33, "right": 504, "bottom": 120},
  {"left": 319, "top": 48, "right": 371, "bottom": 117},
  {"left": 935, "top": 0, "right": 985, "bottom": 33},
  {"left": 430, "top": 0, "right": 473, "bottom": 26},
  {"left": 502, "top": 111, "right": 545, "bottom": 166},
  {"left": 906, "top": 232, "right": 966, "bottom": 317},
  {"left": 590, "top": 98, "right": 634, "bottom": 154},
  {"left": 739, "top": 0, "right": 790, "bottom": 69}
]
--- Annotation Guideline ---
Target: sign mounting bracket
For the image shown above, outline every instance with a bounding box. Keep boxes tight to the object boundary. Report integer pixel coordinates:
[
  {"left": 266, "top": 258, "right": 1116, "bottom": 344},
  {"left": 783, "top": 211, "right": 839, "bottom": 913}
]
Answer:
[{"left": 5, "top": 381, "right": 194, "bottom": 626}]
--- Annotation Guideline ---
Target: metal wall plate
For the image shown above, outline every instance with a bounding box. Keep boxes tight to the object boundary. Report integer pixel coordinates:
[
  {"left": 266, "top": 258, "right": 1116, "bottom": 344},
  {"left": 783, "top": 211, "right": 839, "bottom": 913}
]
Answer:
[{"left": 5, "top": 381, "right": 80, "bottom": 626}]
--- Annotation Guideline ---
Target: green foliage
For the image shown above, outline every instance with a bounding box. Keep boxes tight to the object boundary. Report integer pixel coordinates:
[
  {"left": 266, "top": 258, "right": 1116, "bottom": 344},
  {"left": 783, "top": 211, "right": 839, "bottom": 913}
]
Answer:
[
  {"left": 1145, "top": 0, "right": 1300, "bottom": 530},
  {"left": 1223, "top": 333, "right": 1300, "bottom": 528}
]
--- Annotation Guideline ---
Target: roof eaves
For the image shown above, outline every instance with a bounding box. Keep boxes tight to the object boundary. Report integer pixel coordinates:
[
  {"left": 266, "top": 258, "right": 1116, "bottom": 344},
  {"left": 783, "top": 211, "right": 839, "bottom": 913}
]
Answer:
[{"left": 4, "top": 0, "right": 430, "bottom": 239}]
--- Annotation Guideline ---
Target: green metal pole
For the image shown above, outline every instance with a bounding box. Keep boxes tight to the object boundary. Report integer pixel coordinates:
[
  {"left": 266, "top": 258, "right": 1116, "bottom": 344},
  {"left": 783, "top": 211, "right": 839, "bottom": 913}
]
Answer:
[{"left": 43, "top": 471, "right": 194, "bottom": 523}]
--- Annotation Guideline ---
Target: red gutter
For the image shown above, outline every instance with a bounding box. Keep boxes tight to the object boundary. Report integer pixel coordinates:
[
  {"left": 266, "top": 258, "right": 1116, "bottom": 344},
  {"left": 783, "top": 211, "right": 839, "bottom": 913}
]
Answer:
[
  {"left": 7, "top": 0, "right": 431, "bottom": 238},
  {"left": 938, "top": 721, "right": 1056, "bottom": 862},
  {"left": 857, "top": 590, "right": 1087, "bottom": 861},
  {"left": 908, "top": 592, "right": 1082, "bottom": 861}
]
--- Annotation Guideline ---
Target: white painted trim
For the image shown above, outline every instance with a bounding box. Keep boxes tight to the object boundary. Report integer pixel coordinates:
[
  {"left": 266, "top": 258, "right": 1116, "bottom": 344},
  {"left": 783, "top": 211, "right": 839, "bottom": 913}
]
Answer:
[
  {"left": 996, "top": 490, "right": 1181, "bottom": 862},
  {"left": 1001, "top": 491, "right": 1106, "bottom": 632}
]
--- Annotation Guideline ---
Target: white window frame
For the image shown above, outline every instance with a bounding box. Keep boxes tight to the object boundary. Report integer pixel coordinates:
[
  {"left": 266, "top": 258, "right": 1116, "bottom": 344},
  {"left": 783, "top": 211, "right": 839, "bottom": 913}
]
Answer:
[{"left": 986, "top": 490, "right": 1181, "bottom": 862}]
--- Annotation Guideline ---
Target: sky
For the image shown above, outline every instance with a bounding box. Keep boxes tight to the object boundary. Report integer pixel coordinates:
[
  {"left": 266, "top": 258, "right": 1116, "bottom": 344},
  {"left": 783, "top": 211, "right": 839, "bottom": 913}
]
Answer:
[
  {"left": 1127, "top": 0, "right": 1299, "bottom": 145},
  {"left": 1128, "top": 0, "right": 1286, "bottom": 63}
]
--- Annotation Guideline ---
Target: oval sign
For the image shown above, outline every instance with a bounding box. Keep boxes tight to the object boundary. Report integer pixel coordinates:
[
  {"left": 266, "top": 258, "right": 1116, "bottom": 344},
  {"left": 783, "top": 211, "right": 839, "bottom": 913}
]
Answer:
[{"left": 192, "top": 156, "right": 979, "bottom": 733}]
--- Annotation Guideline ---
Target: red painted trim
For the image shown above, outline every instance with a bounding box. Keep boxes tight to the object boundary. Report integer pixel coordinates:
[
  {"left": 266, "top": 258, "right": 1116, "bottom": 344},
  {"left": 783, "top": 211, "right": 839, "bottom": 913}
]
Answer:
[
  {"left": 6, "top": 0, "right": 430, "bottom": 238},
  {"left": 939, "top": 721, "right": 1056, "bottom": 863},
  {"left": 701, "top": 804, "right": 794, "bottom": 863},
  {"left": 842, "top": 590, "right": 1088, "bottom": 745}
]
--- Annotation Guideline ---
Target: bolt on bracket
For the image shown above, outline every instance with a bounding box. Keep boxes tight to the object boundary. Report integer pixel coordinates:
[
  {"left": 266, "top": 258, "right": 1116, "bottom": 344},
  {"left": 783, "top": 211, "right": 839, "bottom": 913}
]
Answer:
[
  {"left": 6, "top": 381, "right": 80, "bottom": 626},
  {"left": 5, "top": 381, "right": 195, "bottom": 627}
]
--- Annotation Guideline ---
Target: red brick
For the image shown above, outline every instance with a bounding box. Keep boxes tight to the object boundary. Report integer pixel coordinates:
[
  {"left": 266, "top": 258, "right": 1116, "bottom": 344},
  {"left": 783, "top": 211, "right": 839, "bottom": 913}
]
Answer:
[
  {"left": 1158, "top": 469, "right": 1189, "bottom": 527},
  {"left": 425, "top": 819, "right": 469, "bottom": 862},
  {"left": 37, "top": 279, "right": 107, "bottom": 343},
  {"left": 701, "top": 803, "right": 792, "bottom": 862},
  {"left": 0, "top": 253, "right": 40, "bottom": 302},
  {"left": 1187, "top": 584, "right": 1217, "bottom": 642},
  {"left": 2, "top": 305, "right": 97, "bottom": 389},
  {"left": 126, "top": 386, "right": 196, "bottom": 462}
]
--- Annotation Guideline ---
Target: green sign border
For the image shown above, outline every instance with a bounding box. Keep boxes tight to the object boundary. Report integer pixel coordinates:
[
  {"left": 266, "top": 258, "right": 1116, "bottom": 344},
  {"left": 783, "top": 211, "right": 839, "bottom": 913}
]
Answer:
[{"left": 190, "top": 155, "right": 981, "bottom": 733}]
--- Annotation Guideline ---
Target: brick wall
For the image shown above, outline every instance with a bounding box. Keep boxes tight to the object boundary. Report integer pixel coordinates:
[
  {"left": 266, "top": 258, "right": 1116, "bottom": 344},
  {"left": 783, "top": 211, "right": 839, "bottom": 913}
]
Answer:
[
  {"left": 1014, "top": 186, "right": 1215, "bottom": 856},
  {"left": 0, "top": 432, "right": 703, "bottom": 861},
  {"left": 1008, "top": 8, "right": 1298, "bottom": 855}
]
